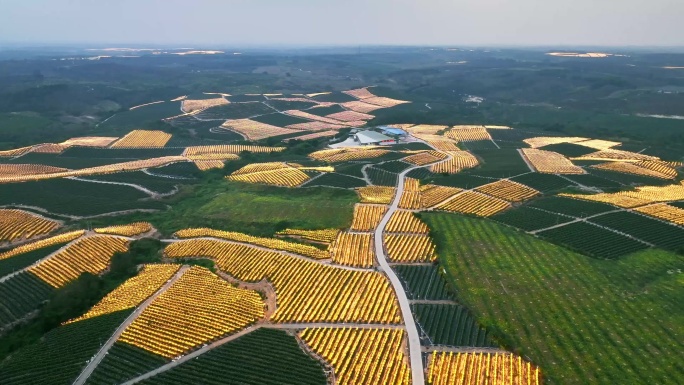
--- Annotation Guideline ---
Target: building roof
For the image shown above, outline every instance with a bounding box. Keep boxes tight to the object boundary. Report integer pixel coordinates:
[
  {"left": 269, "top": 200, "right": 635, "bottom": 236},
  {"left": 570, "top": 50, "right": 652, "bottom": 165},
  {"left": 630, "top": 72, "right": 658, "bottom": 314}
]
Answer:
[
  {"left": 380, "top": 127, "right": 408, "bottom": 136},
  {"left": 355, "top": 130, "right": 393, "bottom": 144}
]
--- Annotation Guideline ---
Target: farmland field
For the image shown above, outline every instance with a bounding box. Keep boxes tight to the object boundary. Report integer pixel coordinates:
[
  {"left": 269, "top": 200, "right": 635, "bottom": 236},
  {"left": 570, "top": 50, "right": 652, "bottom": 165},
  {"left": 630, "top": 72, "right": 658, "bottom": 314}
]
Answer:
[
  {"left": 425, "top": 213, "right": 684, "bottom": 384},
  {"left": 393, "top": 265, "right": 452, "bottom": 300},
  {"left": 537, "top": 221, "right": 649, "bottom": 259},
  {"left": 412, "top": 304, "right": 495, "bottom": 347},
  {"left": 492, "top": 206, "right": 574, "bottom": 231}
]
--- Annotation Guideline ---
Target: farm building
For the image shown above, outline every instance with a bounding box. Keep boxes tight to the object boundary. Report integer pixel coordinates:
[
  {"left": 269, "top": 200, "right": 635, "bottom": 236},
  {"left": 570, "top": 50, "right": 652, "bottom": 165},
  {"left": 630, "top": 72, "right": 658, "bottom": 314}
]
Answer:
[
  {"left": 353, "top": 130, "right": 395, "bottom": 145},
  {"left": 380, "top": 126, "right": 408, "bottom": 138}
]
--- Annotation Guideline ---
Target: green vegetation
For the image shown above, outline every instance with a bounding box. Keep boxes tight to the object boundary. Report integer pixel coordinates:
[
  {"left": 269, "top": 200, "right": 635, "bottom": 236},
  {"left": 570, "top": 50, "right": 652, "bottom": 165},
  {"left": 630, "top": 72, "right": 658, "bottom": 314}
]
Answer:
[
  {"left": 431, "top": 174, "right": 494, "bottom": 189},
  {"left": 461, "top": 140, "right": 499, "bottom": 151},
  {"left": 590, "top": 211, "right": 684, "bottom": 252},
  {"left": 412, "top": 304, "right": 495, "bottom": 347},
  {"left": 88, "top": 171, "right": 183, "bottom": 194},
  {"left": 393, "top": 265, "right": 451, "bottom": 301},
  {"left": 139, "top": 328, "right": 327, "bottom": 385},
  {"left": 86, "top": 342, "right": 168, "bottom": 385},
  {"left": 61, "top": 147, "right": 185, "bottom": 159},
  {"left": 492, "top": 206, "right": 573, "bottom": 232},
  {"left": 0, "top": 273, "right": 54, "bottom": 330},
  {"left": 529, "top": 196, "right": 615, "bottom": 217},
  {"left": 251, "top": 113, "right": 311, "bottom": 127},
  {"left": 98, "top": 102, "right": 181, "bottom": 130},
  {"left": 510, "top": 173, "right": 572, "bottom": 193},
  {"left": 303, "top": 104, "right": 345, "bottom": 116},
  {"left": 0, "top": 241, "right": 72, "bottom": 278},
  {"left": 0, "top": 310, "right": 131, "bottom": 385},
  {"left": 375, "top": 160, "right": 411, "bottom": 173},
  {"left": 304, "top": 173, "right": 366, "bottom": 189},
  {"left": 366, "top": 166, "right": 397, "bottom": 186},
  {"left": 0, "top": 179, "right": 166, "bottom": 216},
  {"left": 469, "top": 149, "right": 530, "bottom": 177},
  {"left": 334, "top": 162, "right": 367, "bottom": 179},
  {"left": 308, "top": 92, "right": 356, "bottom": 103},
  {"left": 537, "top": 221, "right": 649, "bottom": 259},
  {"left": 540, "top": 143, "right": 596, "bottom": 157},
  {"left": 562, "top": 172, "right": 622, "bottom": 189},
  {"left": 425, "top": 213, "right": 684, "bottom": 384},
  {"left": 151, "top": 162, "right": 202, "bottom": 179}
]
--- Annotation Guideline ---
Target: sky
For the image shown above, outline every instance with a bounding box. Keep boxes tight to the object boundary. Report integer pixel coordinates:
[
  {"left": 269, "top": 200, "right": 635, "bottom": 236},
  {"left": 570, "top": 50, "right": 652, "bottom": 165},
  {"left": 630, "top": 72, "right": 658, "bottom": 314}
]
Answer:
[{"left": 0, "top": 0, "right": 682, "bottom": 47}]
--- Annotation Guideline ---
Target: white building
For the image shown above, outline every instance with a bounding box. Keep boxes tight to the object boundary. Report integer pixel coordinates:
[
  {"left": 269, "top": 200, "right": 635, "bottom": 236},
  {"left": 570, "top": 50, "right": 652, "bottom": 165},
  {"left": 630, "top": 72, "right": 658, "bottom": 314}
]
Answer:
[{"left": 353, "top": 130, "right": 395, "bottom": 145}]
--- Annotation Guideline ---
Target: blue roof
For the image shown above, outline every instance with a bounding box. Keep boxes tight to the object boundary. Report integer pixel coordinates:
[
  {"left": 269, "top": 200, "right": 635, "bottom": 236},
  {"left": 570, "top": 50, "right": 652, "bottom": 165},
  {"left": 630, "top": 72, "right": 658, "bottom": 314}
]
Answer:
[{"left": 380, "top": 127, "right": 408, "bottom": 135}]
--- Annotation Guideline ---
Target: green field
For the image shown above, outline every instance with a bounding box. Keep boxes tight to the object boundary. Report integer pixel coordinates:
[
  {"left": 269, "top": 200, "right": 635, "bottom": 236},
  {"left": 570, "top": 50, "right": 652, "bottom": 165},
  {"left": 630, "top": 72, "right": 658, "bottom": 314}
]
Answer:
[
  {"left": 86, "top": 342, "right": 168, "bottom": 385},
  {"left": 0, "top": 272, "right": 55, "bottom": 329},
  {"left": 138, "top": 328, "right": 327, "bottom": 385},
  {"left": 0, "top": 241, "right": 72, "bottom": 278},
  {"left": 304, "top": 172, "right": 366, "bottom": 189},
  {"left": 98, "top": 102, "right": 181, "bottom": 130},
  {"left": 0, "top": 310, "right": 131, "bottom": 384},
  {"left": 425, "top": 213, "right": 684, "bottom": 384}
]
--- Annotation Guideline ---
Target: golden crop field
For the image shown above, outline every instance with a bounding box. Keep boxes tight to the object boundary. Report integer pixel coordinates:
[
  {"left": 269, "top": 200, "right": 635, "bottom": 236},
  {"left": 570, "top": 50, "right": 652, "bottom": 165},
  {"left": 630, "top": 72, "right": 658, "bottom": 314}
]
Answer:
[
  {"left": 404, "top": 177, "right": 420, "bottom": 191},
  {"left": 284, "top": 130, "right": 338, "bottom": 142},
  {"left": 329, "top": 232, "right": 374, "bottom": 268},
  {"left": 326, "top": 110, "right": 375, "bottom": 122},
  {"left": 591, "top": 161, "right": 676, "bottom": 179},
  {"left": 561, "top": 181, "right": 684, "bottom": 208},
  {"left": 29, "top": 236, "right": 129, "bottom": 288},
  {"left": 445, "top": 126, "right": 492, "bottom": 142},
  {"left": 0, "top": 145, "right": 35, "bottom": 158},
  {"left": 276, "top": 228, "right": 340, "bottom": 244},
  {"left": 521, "top": 148, "right": 585, "bottom": 174},
  {"left": 484, "top": 125, "right": 512, "bottom": 129},
  {"left": 385, "top": 210, "right": 430, "bottom": 233},
  {"left": 523, "top": 136, "right": 589, "bottom": 148},
  {"left": 430, "top": 150, "right": 479, "bottom": 174},
  {"left": 63, "top": 136, "right": 119, "bottom": 147},
  {"left": 574, "top": 139, "right": 621, "bottom": 150},
  {"left": 571, "top": 149, "right": 658, "bottom": 162},
  {"left": 220, "top": 119, "right": 300, "bottom": 141},
  {"left": 350, "top": 204, "right": 388, "bottom": 231},
  {"left": 165, "top": 239, "right": 401, "bottom": 323},
  {"left": 476, "top": 180, "right": 540, "bottom": 202},
  {"left": 406, "top": 125, "right": 449, "bottom": 135},
  {"left": 32, "top": 143, "right": 69, "bottom": 153},
  {"left": 363, "top": 96, "right": 410, "bottom": 107},
  {"left": 0, "top": 209, "right": 60, "bottom": 243},
  {"left": 183, "top": 144, "right": 284, "bottom": 160},
  {"left": 436, "top": 191, "right": 511, "bottom": 217},
  {"left": 420, "top": 185, "right": 464, "bottom": 208},
  {"left": 286, "top": 121, "right": 348, "bottom": 131},
  {"left": 342, "top": 88, "right": 376, "bottom": 99},
  {"left": 300, "top": 328, "right": 411, "bottom": 385},
  {"left": 119, "top": 266, "right": 264, "bottom": 358},
  {"left": 0, "top": 164, "right": 68, "bottom": 177},
  {"left": 66, "top": 264, "right": 181, "bottom": 323},
  {"left": 0, "top": 230, "right": 84, "bottom": 261},
  {"left": 193, "top": 160, "right": 225, "bottom": 170},
  {"left": 181, "top": 97, "right": 229, "bottom": 113},
  {"left": 309, "top": 147, "right": 391, "bottom": 162},
  {"left": 404, "top": 151, "right": 448, "bottom": 166},
  {"left": 384, "top": 234, "right": 436, "bottom": 263},
  {"left": 427, "top": 139, "right": 460, "bottom": 152},
  {"left": 399, "top": 191, "right": 423, "bottom": 210},
  {"left": 94, "top": 222, "right": 153, "bottom": 237},
  {"left": 634, "top": 204, "right": 684, "bottom": 225},
  {"left": 427, "top": 351, "right": 541, "bottom": 385},
  {"left": 0, "top": 156, "right": 188, "bottom": 184},
  {"left": 357, "top": 186, "right": 396, "bottom": 204},
  {"left": 340, "top": 101, "right": 385, "bottom": 113},
  {"left": 110, "top": 130, "right": 172, "bottom": 148},
  {"left": 227, "top": 163, "right": 310, "bottom": 187},
  {"left": 174, "top": 227, "right": 329, "bottom": 259}
]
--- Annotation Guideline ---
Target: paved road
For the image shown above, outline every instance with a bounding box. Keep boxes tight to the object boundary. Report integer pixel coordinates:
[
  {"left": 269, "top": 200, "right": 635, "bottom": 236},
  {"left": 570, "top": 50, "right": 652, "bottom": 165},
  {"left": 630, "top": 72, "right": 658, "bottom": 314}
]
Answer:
[
  {"left": 374, "top": 165, "right": 428, "bottom": 385},
  {"left": 72, "top": 266, "right": 190, "bottom": 385}
]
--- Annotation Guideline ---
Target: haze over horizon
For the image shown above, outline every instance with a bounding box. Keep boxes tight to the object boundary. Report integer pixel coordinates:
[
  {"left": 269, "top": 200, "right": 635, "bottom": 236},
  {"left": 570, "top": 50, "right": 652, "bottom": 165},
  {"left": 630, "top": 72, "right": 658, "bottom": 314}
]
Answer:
[{"left": 0, "top": 0, "right": 682, "bottom": 47}]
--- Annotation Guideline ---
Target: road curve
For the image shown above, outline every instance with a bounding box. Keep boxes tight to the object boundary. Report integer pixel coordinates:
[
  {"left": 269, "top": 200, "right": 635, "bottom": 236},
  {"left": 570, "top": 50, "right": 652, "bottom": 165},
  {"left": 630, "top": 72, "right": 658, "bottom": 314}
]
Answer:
[
  {"left": 72, "top": 265, "right": 190, "bottom": 385},
  {"left": 374, "top": 165, "right": 426, "bottom": 385}
]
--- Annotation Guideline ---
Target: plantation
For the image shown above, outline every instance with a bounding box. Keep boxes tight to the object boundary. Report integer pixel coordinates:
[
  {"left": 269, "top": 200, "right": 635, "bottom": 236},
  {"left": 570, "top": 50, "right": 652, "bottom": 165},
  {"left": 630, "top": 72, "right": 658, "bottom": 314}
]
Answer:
[
  {"left": 0, "top": 310, "right": 131, "bottom": 384},
  {"left": 0, "top": 272, "right": 54, "bottom": 328},
  {"left": 589, "top": 211, "right": 684, "bottom": 251},
  {"left": 375, "top": 160, "right": 412, "bottom": 173},
  {"left": 537, "top": 221, "right": 649, "bottom": 259},
  {"left": 0, "top": 240, "right": 73, "bottom": 278},
  {"left": 393, "top": 265, "right": 452, "bottom": 300},
  {"left": 425, "top": 213, "right": 684, "bottom": 384},
  {"left": 195, "top": 102, "right": 274, "bottom": 120},
  {"left": 86, "top": 342, "right": 168, "bottom": 385},
  {"left": 251, "top": 112, "right": 312, "bottom": 127},
  {"left": 412, "top": 304, "right": 495, "bottom": 347},
  {"left": 304, "top": 172, "right": 366, "bottom": 188},
  {"left": 98, "top": 102, "right": 181, "bottom": 130},
  {"left": 61, "top": 147, "right": 185, "bottom": 159},
  {"left": 332, "top": 162, "right": 367, "bottom": 178},
  {"left": 492, "top": 206, "right": 574, "bottom": 232},
  {"left": 510, "top": 172, "right": 572, "bottom": 193},
  {"left": 468, "top": 149, "right": 530, "bottom": 177},
  {"left": 366, "top": 166, "right": 398, "bottom": 186},
  {"left": 528, "top": 196, "right": 615, "bottom": 217},
  {"left": 562, "top": 172, "right": 622, "bottom": 189},
  {"left": 138, "top": 328, "right": 327, "bottom": 385}
]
